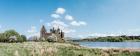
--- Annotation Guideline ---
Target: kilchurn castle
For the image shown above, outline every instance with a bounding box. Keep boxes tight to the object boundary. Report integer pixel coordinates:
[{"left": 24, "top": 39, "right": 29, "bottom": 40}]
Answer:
[{"left": 40, "top": 25, "right": 65, "bottom": 42}]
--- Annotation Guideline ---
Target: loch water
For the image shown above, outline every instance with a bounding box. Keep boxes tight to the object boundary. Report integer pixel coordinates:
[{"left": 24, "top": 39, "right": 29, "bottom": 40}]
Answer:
[{"left": 77, "top": 42, "right": 140, "bottom": 48}]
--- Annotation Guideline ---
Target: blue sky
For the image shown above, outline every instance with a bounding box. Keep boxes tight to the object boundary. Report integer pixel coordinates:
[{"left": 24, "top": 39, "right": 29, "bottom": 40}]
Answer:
[{"left": 0, "top": 0, "right": 140, "bottom": 39}]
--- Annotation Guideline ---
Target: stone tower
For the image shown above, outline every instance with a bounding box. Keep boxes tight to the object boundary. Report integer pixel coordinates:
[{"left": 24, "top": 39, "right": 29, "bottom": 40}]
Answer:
[{"left": 40, "top": 25, "right": 47, "bottom": 38}]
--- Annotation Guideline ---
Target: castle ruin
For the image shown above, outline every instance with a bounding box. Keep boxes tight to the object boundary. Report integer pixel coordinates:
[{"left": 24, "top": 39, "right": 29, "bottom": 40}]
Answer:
[{"left": 40, "top": 25, "right": 65, "bottom": 42}]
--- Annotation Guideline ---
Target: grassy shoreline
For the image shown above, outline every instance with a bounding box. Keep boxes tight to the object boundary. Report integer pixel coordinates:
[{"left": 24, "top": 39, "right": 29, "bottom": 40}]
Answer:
[{"left": 0, "top": 42, "right": 140, "bottom": 56}]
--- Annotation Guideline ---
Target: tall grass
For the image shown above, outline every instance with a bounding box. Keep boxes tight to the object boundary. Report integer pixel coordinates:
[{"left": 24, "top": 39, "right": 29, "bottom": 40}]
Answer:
[{"left": 0, "top": 42, "right": 139, "bottom": 56}]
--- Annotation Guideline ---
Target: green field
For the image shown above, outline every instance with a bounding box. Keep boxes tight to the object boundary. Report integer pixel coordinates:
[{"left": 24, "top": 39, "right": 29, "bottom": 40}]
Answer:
[{"left": 0, "top": 42, "right": 140, "bottom": 56}]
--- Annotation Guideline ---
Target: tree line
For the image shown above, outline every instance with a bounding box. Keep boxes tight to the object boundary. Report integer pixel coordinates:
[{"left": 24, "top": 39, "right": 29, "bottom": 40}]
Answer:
[
  {"left": 0, "top": 30, "right": 27, "bottom": 42},
  {"left": 79, "top": 35, "right": 140, "bottom": 42}
]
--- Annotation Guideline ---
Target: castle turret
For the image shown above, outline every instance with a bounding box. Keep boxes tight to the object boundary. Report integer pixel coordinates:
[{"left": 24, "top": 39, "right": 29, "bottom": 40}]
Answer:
[
  {"left": 57, "top": 27, "right": 60, "bottom": 34},
  {"left": 50, "top": 29, "right": 53, "bottom": 33},
  {"left": 60, "top": 30, "right": 64, "bottom": 38},
  {"left": 40, "top": 25, "right": 47, "bottom": 38},
  {"left": 52, "top": 27, "right": 55, "bottom": 33}
]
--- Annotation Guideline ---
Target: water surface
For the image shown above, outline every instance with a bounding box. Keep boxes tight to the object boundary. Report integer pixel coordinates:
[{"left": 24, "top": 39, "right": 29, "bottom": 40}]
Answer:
[{"left": 77, "top": 42, "right": 140, "bottom": 48}]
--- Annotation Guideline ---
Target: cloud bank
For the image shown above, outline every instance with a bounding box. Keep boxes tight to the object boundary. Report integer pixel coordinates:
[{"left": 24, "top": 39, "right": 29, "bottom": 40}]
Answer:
[{"left": 47, "top": 7, "right": 87, "bottom": 36}]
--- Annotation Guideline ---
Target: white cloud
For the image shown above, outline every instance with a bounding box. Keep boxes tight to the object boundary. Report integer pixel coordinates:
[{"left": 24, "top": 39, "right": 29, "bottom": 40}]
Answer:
[
  {"left": 79, "top": 21, "right": 87, "bottom": 25},
  {"left": 46, "top": 20, "right": 76, "bottom": 34},
  {"left": 89, "top": 33, "right": 118, "bottom": 37},
  {"left": 128, "top": 29, "right": 140, "bottom": 32},
  {"left": 51, "top": 14, "right": 60, "bottom": 19},
  {"left": 70, "top": 21, "right": 80, "bottom": 26},
  {"left": 75, "top": 33, "right": 120, "bottom": 39},
  {"left": 63, "top": 28, "right": 76, "bottom": 33},
  {"left": 65, "top": 15, "right": 74, "bottom": 21},
  {"left": 47, "top": 20, "right": 69, "bottom": 28},
  {"left": 0, "top": 25, "right": 1, "bottom": 29},
  {"left": 47, "top": 23, "right": 51, "bottom": 26},
  {"left": 123, "top": 28, "right": 140, "bottom": 36},
  {"left": 40, "top": 19, "right": 43, "bottom": 23},
  {"left": 70, "top": 21, "right": 87, "bottom": 26},
  {"left": 56, "top": 8, "right": 66, "bottom": 14},
  {"left": 27, "top": 26, "right": 37, "bottom": 33}
]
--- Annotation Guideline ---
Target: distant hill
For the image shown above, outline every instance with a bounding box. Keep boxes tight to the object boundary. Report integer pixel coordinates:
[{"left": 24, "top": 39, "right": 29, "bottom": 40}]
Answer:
[{"left": 71, "top": 35, "right": 140, "bottom": 42}]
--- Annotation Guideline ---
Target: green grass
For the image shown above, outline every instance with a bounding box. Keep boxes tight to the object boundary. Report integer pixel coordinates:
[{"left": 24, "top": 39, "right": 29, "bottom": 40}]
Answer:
[{"left": 0, "top": 42, "right": 139, "bottom": 56}]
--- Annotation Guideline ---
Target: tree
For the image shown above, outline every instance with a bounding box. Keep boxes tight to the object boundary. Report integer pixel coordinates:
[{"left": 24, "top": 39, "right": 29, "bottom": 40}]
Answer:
[
  {"left": 20, "top": 35, "right": 27, "bottom": 42},
  {"left": 0, "top": 33, "right": 5, "bottom": 42},
  {"left": 0, "top": 29, "right": 27, "bottom": 42},
  {"left": 4, "top": 30, "right": 20, "bottom": 42},
  {"left": 4, "top": 30, "right": 19, "bottom": 37}
]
